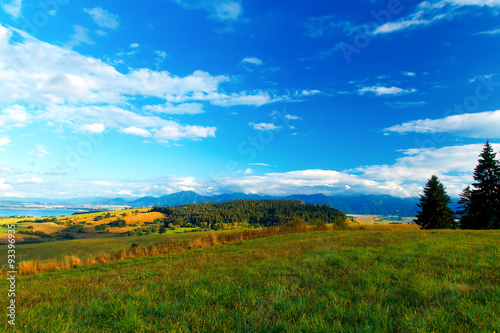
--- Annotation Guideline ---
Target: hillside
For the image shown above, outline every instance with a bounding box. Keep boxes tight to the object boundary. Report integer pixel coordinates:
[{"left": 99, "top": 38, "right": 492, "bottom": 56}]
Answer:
[
  {"left": 0, "top": 199, "right": 347, "bottom": 245},
  {"left": 3, "top": 229, "right": 499, "bottom": 332}
]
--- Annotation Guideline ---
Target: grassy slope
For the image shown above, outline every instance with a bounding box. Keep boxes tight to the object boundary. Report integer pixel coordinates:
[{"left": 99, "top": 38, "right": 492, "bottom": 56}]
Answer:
[
  {"left": 0, "top": 229, "right": 202, "bottom": 264},
  {"left": 1, "top": 229, "right": 499, "bottom": 332}
]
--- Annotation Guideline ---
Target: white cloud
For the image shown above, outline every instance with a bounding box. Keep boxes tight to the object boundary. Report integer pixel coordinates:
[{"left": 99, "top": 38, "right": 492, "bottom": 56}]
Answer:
[
  {"left": 285, "top": 114, "right": 302, "bottom": 120},
  {"left": 358, "top": 86, "right": 417, "bottom": 96},
  {"left": 0, "top": 105, "right": 29, "bottom": 127},
  {"left": 384, "top": 110, "right": 500, "bottom": 138},
  {"left": 171, "top": 0, "right": 243, "bottom": 22},
  {"left": 154, "top": 122, "right": 216, "bottom": 141},
  {"left": 210, "top": 91, "right": 285, "bottom": 107},
  {"left": 385, "top": 101, "right": 427, "bottom": 109},
  {"left": 249, "top": 122, "right": 280, "bottom": 130},
  {"left": 0, "top": 178, "right": 12, "bottom": 191},
  {"left": 474, "top": 26, "right": 500, "bottom": 34},
  {"left": 0, "top": 24, "right": 310, "bottom": 146},
  {"left": 373, "top": 0, "right": 500, "bottom": 35},
  {"left": 242, "top": 57, "right": 263, "bottom": 65},
  {"left": 84, "top": 7, "right": 120, "bottom": 29},
  {"left": 403, "top": 71, "right": 417, "bottom": 77},
  {"left": 65, "top": 25, "right": 95, "bottom": 49},
  {"left": 29, "top": 145, "right": 49, "bottom": 158},
  {"left": 300, "top": 89, "right": 321, "bottom": 96},
  {"left": 130, "top": 43, "right": 139, "bottom": 48},
  {"left": 18, "top": 177, "right": 43, "bottom": 184},
  {"left": 213, "top": 1, "right": 242, "bottom": 21},
  {"left": 155, "top": 50, "right": 168, "bottom": 58},
  {"left": 88, "top": 181, "right": 123, "bottom": 186},
  {"left": 249, "top": 163, "right": 271, "bottom": 167},
  {"left": 121, "top": 127, "right": 152, "bottom": 137},
  {"left": 80, "top": 123, "right": 105, "bottom": 133},
  {"left": 0, "top": 138, "right": 10, "bottom": 146},
  {"left": 143, "top": 103, "right": 204, "bottom": 115},
  {"left": 1, "top": 0, "right": 22, "bottom": 18}
]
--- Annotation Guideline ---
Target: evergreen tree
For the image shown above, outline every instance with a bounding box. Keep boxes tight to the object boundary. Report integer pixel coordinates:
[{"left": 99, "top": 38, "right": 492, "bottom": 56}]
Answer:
[
  {"left": 467, "top": 141, "right": 500, "bottom": 229},
  {"left": 414, "top": 175, "right": 455, "bottom": 229},
  {"left": 456, "top": 186, "right": 474, "bottom": 229}
]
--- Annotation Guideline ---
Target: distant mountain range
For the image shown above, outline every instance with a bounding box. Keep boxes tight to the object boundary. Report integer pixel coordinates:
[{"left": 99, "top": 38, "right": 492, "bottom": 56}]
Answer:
[{"left": 0, "top": 191, "right": 426, "bottom": 217}]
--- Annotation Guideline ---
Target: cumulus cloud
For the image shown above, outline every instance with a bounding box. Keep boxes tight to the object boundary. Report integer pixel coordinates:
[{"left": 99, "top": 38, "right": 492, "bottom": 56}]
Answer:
[
  {"left": 285, "top": 114, "right": 302, "bottom": 120},
  {"left": 0, "top": 138, "right": 10, "bottom": 146},
  {"left": 84, "top": 7, "right": 120, "bottom": 29},
  {"left": 358, "top": 86, "right": 417, "bottom": 96},
  {"left": 384, "top": 110, "right": 500, "bottom": 138},
  {"left": 29, "top": 145, "right": 49, "bottom": 158}
]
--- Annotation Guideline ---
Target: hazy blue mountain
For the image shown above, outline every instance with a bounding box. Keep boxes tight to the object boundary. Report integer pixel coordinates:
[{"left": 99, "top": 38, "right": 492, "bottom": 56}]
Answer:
[{"left": 1, "top": 191, "right": 443, "bottom": 217}]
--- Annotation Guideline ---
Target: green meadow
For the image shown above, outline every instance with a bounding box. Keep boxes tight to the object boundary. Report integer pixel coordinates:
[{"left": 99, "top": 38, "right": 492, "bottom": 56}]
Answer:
[{"left": 1, "top": 228, "right": 499, "bottom": 332}]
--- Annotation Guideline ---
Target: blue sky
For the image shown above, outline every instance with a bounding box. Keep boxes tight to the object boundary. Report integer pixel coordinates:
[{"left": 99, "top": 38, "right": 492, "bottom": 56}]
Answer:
[{"left": 0, "top": 0, "right": 499, "bottom": 199}]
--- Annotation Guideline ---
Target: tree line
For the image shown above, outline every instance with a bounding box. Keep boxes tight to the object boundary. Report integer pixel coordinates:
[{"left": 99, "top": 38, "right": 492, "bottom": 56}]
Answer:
[{"left": 415, "top": 141, "right": 500, "bottom": 229}]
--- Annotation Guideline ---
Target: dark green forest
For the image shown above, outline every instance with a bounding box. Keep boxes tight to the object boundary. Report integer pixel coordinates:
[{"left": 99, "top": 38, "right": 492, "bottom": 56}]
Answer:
[{"left": 149, "top": 199, "right": 346, "bottom": 231}]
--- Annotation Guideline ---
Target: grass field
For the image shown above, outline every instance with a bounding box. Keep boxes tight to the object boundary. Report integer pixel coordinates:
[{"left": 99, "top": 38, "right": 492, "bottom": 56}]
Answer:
[{"left": 1, "top": 228, "right": 499, "bottom": 332}]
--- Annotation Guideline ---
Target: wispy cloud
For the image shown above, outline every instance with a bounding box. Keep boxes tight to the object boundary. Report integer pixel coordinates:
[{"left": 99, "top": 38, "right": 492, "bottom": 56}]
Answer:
[
  {"left": 385, "top": 101, "right": 427, "bottom": 109},
  {"left": 120, "top": 127, "right": 152, "bottom": 137},
  {"left": 249, "top": 122, "right": 280, "bottom": 131},
  {"left": 285, "top": 114, "right": 302, "bottom": 120},
  {"left": 358, "top": 86, "right": 417, "bottom": 96},
  {"left": 144, "top": 103, "right": 204, "bottom": 115},
  {"left": 0, "top": 105, "right": 29, "bottom": 128},
  {"left": 249, "top": 163, "right": 271, "bottom": 167},
  {"left": 474, "top": 26, "right": 500, "bottom": 35},
  {"left": 171, "top": 0, "right": 243, "bottom": 22},
  {"left": 84, "top": 7, "right": 120, "bottom": 29},
  {"left": 374, "top": 0, "right": 500, "bottom": 35},
  {"left": 1, "top": 0, "right": 22, "bottom": 18},
  {"left": 64, "top": 25, "right": 95, "bottom": 49},
  {"left": 154, "top": 123, "right": 216, "bottom": 142},
  {"left": 242, "top": 57, "right": 263, "bottom": 65},
  {"left": 29, "top": 145, "right": 49, "bottom": 158},
  {"left": 384, "top": 109, "right": 500, "bottom": 138},
  {"left": 80, "top": 123, "right": 105, "bottom": 133}
]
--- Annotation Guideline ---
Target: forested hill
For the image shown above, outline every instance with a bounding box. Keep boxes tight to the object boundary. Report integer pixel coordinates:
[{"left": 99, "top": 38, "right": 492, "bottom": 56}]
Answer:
[{"left": 150, "top": 199, "right": 346, "bottom": 229}]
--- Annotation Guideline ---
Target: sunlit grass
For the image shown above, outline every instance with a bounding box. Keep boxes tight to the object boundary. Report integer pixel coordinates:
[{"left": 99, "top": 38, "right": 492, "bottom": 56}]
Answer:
[{"left": 1, "top": 228, "right": 498, "bottom": 332}]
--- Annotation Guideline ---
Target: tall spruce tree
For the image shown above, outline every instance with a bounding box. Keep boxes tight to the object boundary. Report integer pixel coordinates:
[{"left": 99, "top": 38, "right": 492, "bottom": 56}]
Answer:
[
  {"left": 467, "top": 141, "right": 500, "bottom": 229},
  {"left": 414, "top": 175, "right": 455, "bottom": 229},
  {"left": 456, "top": 185, "right": 474, "bottom": 229}
]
